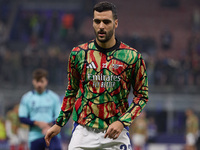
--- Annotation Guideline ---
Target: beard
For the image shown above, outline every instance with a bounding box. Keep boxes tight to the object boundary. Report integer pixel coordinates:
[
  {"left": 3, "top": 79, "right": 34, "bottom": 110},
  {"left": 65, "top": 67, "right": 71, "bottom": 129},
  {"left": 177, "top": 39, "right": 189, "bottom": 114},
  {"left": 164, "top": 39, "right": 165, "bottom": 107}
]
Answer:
[
  {"left": 36, "top": 87, "right": 45, "bottom": 94},
  {"left": 95, "top": 28, "right": 114, "bottom": 43}
]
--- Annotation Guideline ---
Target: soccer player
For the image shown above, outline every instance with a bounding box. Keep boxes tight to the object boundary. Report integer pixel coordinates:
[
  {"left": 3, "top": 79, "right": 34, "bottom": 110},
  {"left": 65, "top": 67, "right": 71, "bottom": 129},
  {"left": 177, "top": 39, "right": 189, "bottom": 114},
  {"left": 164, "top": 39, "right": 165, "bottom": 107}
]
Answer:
[
  {"left": 18, "top": 68, "right": 62, "bottom": 150},
  {"left": 45, "top": 1, "right": 149, "bottom": 150},
  {"left": 5, "top": 105, "right": 21, "bottom": 150},
  {"left": 130, "top": 111, "right": 148, "bottom": 150},
  {"left": 185, "top": 108, "right": 199, "bottom": 150}
]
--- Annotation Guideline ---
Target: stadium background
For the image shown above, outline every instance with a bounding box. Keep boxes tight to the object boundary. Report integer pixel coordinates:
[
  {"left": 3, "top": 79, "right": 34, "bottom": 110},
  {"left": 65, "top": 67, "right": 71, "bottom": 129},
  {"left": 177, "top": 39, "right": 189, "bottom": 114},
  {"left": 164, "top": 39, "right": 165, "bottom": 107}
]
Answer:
[{"left": 0, "top": 0, "right": 200, "bottom": 149}]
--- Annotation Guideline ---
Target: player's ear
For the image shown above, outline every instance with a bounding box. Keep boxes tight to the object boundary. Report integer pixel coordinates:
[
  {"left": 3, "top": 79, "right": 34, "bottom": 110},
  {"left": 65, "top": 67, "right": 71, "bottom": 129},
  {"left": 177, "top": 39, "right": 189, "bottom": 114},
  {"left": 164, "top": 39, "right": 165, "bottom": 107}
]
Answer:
[
  {"left": 32, "top": 79, "right": 35, "bottom": 85},
  {"left": 46, "top": 79, "right": 48, "bottom": 85},
  {"left": 115, "top": 19, "right": 118, "bottom": 28}
]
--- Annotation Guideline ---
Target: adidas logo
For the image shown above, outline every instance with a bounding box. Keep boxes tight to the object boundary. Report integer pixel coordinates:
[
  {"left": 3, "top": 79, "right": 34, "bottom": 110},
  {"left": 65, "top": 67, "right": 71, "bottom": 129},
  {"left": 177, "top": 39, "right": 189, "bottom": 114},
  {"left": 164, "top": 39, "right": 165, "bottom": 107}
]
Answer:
[{"left": 86, "top": 61, "right": 97, "bottom": 69}]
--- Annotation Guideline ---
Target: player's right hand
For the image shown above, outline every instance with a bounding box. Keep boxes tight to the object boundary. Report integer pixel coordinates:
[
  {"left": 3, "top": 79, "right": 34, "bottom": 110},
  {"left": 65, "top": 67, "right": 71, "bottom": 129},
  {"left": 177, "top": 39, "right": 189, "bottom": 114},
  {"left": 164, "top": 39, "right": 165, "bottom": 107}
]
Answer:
[{"left": 44, "top": 124, "right": 61, "bottom": 146}]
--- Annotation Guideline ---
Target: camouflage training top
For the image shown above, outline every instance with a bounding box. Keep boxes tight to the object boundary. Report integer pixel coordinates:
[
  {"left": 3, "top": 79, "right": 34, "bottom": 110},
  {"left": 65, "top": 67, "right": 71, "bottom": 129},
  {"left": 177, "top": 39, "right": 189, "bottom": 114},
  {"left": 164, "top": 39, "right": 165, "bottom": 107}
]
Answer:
[{"left": 56, "top": 39, "right": 148, "bottom": 129}]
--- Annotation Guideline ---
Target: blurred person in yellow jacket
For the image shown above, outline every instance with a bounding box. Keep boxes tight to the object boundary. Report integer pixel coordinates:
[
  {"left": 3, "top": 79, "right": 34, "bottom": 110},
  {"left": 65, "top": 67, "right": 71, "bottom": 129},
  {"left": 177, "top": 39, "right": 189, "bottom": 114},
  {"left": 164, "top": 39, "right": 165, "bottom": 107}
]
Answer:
[
  {"left": 0, "top": 115, "right": 8, "bottom": 149},
  {"left": 0, "top": 116, "right": 7, "bottom": 140},
  {"left": 130, "top": 111, "right": 148, "bottom": 150},
  {"left": 185, "top": 108, "right": 199, "bottom": 150}
]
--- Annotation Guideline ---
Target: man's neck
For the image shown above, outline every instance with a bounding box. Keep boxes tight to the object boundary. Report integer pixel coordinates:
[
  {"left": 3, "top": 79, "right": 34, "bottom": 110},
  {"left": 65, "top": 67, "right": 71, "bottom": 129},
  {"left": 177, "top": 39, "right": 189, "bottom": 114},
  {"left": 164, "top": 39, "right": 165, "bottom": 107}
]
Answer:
[
  {"left": 34, "top": 89, "right": 46, "bottom": 94},
  {"left": 96, "top": 38, "right": 116, "bottom": 49}
]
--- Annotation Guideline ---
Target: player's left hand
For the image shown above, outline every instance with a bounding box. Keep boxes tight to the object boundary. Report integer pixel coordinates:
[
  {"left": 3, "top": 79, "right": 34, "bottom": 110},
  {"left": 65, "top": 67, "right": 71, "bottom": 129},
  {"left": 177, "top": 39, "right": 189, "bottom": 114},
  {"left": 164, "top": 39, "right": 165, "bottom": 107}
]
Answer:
[{"left": 104, "top": 121, "right": 124, "bottom": 140}]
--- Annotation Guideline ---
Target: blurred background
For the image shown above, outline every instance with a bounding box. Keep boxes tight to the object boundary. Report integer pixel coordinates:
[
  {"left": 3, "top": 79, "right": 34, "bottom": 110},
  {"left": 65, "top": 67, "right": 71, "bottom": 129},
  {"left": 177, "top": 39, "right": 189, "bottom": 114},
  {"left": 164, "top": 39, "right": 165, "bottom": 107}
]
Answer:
[{"left": 0, "top": 0, "right": 200, "bottom": 149}]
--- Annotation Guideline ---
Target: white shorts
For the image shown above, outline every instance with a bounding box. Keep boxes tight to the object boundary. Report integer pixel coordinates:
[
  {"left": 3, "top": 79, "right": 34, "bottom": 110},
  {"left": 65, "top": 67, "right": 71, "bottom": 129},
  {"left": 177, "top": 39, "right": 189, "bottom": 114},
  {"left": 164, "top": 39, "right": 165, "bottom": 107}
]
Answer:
[
  {"left": 131, "top": 134, "right": 146, "bottom": 146},
  {"left": 68, "top": 124, "right": 132, "bottom": 150},
  {"left": 186, "top": 133, "right": 196, "bottom": 146}
]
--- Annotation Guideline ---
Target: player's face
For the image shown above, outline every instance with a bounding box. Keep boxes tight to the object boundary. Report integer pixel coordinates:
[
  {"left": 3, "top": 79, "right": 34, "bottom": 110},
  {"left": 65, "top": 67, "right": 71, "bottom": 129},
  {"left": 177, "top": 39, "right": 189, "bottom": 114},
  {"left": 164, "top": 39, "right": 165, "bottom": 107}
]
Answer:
[
  {"left": 93, "top": 10, "right": 118, "bottom": 43},
  {"left": 32, "top": 77, "right": 48, "bottom": 94}
]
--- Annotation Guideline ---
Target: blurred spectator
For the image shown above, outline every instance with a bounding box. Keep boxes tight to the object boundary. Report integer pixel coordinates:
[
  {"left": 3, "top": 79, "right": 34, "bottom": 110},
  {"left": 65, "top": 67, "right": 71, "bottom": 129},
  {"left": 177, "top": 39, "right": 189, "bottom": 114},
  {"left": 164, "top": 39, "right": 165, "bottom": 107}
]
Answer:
[
  {"left": 0, "top": 0, "right": 11, "bottom": 26},
  {"left": 185, "top": 108, "right": 199, "bottom": 150},
  {"left": 0, "top": 116, "right": 7, "bottom": 141},
  {"left": 1, "top": 49, "right": 12, "bottom": 83},
  {"left": 130, "top": 111, "right": 148, "bottom": 150},
  {"left": 49, "top": 11, "right": 61, "bottom": 42},
  {"left": 192, "top": 9, "right": 200, "bottom": 32},
  {"left": 0, "top": 115, "right": 8, "bottom": 150},
  {"left": 5, "top": 104, "right": 28, "bottom": 150},
  {"left": 142, "top": 53, "right": 155, "bottom": 85},
  {"left": 0, "top": 0, "right": 200, "bottom": 89},
  {"left": 62, "top": 14, "right": 74, "bottom": 30},
  {"left": 160, "top": 29, "right": 173, "bottom": 50},
  {"left": 187, "top": 32, "right": 200, "bottom": 86},
  {"left": 160, "top": 0, "right": 180, "bottom": 8},
  {"left": 147, "top": 117, "right": 157, "bottom": 143},
  {"left": 0, "top": 20, "right": 6, "bottom": 44},
  {"left": 17, "top": 124, "right": 29, "bottom": 150}
]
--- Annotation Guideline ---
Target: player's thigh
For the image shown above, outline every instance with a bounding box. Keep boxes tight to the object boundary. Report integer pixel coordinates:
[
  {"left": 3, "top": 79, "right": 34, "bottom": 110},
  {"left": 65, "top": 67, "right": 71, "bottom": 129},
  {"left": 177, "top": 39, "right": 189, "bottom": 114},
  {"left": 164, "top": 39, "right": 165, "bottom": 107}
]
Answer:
[
  {"left": 30, "top": 137, "right": 45, "bottom": 150},
  {"left": 106, "top": 129, "right": 132, "bottom": 150},
  {"left": 68, "top": 125, "right": 88, "bottom": 150},
  {"left": 49, "top": 136, "right": 62, "bottom": 150}
]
